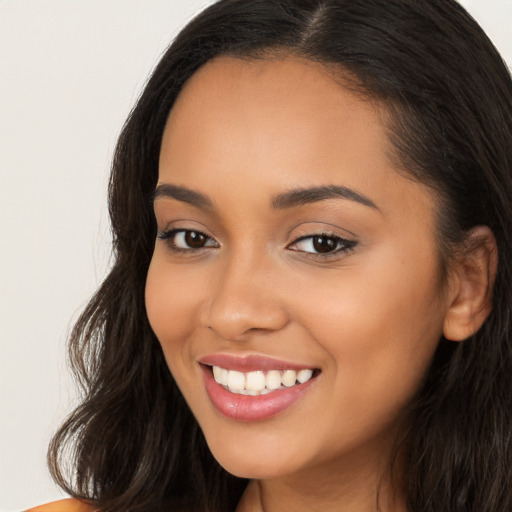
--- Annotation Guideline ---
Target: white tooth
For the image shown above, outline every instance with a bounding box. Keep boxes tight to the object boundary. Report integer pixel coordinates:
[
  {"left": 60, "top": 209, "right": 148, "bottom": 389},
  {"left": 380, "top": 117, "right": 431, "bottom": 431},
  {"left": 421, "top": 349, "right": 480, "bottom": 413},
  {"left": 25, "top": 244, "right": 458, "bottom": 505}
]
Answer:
[
  {"left": 297, "top": 369, "right": 313, "bottom": 384},
  {"left": 219, "top": 367, "right": 229, "bottom": 386},
  {"left": 246, "top": 390, "right": 258, "bottom": 396},
  {"left": 246, "top": 371, "right": 266, "bottom": 391},
  {"left": 260, "top": 388, "right": 273, "bottom": 395},
  {"left": 212, "top": 366, "right": 222, "bottom": 384},
  {"left": 281, "top": 370, "right": 297, "bottom": 387},
  {"left": 237, "top": 389, "right": 248, "bottom": 395},
  {"left": 266, "top": 370, "right": 282, "bottom": 390},
  {"left": 227, "top": 370, "right": 245, "bottom": 391}
]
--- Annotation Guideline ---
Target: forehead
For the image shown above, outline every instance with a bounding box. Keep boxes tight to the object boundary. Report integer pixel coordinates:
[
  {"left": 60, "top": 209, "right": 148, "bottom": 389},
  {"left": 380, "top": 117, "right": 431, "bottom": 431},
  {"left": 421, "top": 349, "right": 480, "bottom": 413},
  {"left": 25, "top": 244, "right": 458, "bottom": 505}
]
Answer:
[
  {"left": 172, "top": 55, "right": 373, "bottom": 117},
  {"left": 167, "top": 55, "right": 385, "bottom": 140},
  {"left": 163, "top": 57, "right": 390, "bottom": 180},
  {"left": 159, "top": 56, "right": 435, "bottom": 227}
]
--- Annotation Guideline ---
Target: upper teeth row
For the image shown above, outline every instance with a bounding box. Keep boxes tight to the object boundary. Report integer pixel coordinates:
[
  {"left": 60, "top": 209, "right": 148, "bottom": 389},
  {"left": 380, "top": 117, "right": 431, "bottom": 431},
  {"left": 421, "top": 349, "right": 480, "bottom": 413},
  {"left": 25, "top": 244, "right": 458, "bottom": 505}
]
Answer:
[{"left": 212, "top": 366, "right": 314, "bottom": 395}]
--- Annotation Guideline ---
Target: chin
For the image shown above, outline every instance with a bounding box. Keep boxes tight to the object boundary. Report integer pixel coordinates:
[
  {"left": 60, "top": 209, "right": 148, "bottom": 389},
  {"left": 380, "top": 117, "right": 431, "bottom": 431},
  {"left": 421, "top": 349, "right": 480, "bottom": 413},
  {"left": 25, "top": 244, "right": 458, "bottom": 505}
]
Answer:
[
  {"left": 211, "top": 451, "right": 288, "bottom": 480},
  {"left": 203, "top": 427, "right": 304, "bottom": 480}
]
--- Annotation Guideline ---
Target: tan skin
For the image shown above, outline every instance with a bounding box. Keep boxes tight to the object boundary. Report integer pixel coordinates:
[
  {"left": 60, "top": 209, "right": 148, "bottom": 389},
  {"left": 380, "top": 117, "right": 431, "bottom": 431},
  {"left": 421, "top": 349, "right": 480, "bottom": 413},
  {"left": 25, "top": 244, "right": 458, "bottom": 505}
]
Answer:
[
  {"left": 25, "top": 499, "right": 95, "bottom": 512},
  {"left": 144, "top": 56, "right": 496, "bottom": 512}
]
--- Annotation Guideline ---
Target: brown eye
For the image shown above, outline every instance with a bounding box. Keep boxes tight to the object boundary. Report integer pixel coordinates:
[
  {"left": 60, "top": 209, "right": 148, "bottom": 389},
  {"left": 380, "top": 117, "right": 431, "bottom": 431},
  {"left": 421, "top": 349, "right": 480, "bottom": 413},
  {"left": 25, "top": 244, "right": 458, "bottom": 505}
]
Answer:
[
  {"left": 288, "top": 233, "right": 357, "bottom": 257},
  {"left": 185, "top": 230, "right": 207, "bottom": 248},
  {"left": 312, "top": 236, "right": 337, "bottom": 253},
  {"left": 157, "top": 229, "right": 218, "bottom": 251}
]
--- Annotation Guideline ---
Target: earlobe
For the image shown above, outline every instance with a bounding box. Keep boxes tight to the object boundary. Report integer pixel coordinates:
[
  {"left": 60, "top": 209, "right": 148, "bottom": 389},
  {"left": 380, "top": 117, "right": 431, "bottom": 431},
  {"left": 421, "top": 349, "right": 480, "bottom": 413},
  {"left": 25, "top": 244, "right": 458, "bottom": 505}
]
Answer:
[{"left": 443, "top": 226, "right": 497, "bottom": 342}]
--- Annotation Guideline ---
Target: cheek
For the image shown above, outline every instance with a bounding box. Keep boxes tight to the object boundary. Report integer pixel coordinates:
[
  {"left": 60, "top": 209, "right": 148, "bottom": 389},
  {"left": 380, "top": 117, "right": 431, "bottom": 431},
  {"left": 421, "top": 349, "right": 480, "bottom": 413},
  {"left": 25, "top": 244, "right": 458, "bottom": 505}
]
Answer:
[
  {"left": 145, "top": 255, "right": 204, "bottom": 362},
  {"left": 290, "top": 243, "right": 445, "bottom": 407}
]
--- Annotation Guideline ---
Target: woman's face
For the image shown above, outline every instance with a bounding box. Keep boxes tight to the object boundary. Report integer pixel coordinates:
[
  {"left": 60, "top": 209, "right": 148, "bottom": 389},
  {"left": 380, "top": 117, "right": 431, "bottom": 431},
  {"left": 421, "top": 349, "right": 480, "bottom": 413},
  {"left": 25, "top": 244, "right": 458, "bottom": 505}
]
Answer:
[{"left": 146, "top": 56, "right": 451, "bottom": 481}]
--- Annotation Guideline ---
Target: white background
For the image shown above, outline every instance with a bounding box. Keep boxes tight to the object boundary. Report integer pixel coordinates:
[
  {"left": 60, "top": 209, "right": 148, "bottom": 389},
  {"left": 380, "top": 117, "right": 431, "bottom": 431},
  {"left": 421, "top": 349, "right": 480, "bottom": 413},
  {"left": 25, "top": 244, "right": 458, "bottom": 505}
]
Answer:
[{"left": 1, "top": 1, "right": 510, "bottom": 510}]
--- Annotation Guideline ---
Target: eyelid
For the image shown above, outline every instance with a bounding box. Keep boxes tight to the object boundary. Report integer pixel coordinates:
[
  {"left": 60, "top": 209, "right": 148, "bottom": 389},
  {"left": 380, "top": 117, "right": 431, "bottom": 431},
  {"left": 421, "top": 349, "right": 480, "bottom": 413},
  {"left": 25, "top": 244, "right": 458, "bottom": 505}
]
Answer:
[
  {"left": 157, "top": 228, "right": 220, "bottom": 252},
  {"left": 155, "top": 216, "right": 220, "bottom": 242},
  {"left": 287, "top": 232, "right": 357, "bottom": 258},
  {"left": 285, "top": 220, "right": 358, "bottom": 239}
]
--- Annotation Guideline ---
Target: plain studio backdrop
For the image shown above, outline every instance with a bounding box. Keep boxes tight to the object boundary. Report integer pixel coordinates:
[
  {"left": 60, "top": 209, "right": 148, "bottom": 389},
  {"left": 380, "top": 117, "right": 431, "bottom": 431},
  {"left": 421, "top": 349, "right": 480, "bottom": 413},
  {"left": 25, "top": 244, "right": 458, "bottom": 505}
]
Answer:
[{"left": 0, "top": 1, "right": 510, "bottom": 510}]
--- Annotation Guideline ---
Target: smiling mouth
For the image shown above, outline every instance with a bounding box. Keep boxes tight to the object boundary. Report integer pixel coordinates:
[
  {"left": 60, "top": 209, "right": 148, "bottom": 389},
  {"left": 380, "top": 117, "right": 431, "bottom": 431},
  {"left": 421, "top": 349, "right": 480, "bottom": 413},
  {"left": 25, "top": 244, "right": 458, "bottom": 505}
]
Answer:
[{"left": 209, "top": 365, "right": 320, "bottom": 396}]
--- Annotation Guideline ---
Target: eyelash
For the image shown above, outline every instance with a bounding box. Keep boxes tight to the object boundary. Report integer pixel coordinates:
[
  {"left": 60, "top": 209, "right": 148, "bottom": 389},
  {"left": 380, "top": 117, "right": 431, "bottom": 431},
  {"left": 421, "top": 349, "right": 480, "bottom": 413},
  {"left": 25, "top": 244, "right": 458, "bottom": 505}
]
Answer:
[
  {"left": 157, "top": 229, "right": 218, "bottom": 253},
  {"left": 288, "top": 233, "right": 357, "bottom": 258},
  {"left": 157, "top": 229, "right": 357, "bottom": 258}
]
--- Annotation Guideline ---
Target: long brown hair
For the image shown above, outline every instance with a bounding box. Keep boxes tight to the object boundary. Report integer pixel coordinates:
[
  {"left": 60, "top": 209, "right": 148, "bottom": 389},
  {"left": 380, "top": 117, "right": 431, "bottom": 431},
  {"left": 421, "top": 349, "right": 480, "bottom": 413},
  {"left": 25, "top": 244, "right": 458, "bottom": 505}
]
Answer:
[{"left": 49, "top": 1, "right": 512, "bottom": 511}]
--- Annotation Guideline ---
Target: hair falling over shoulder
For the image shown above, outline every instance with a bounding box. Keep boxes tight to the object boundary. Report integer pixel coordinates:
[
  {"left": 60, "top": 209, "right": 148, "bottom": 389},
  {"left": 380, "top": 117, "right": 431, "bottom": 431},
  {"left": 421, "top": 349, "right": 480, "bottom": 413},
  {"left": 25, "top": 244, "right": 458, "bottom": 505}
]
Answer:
[{"left": 48, "top": 1, "right": 512, "bottom": 511}]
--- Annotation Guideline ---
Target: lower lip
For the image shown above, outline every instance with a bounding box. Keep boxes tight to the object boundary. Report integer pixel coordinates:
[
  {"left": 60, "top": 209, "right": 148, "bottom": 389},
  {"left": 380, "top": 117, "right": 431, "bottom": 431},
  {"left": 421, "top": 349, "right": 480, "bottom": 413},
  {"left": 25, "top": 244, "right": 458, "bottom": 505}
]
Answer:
[{"left": 202, "top": 366, "right": 317, "bottom": 421}]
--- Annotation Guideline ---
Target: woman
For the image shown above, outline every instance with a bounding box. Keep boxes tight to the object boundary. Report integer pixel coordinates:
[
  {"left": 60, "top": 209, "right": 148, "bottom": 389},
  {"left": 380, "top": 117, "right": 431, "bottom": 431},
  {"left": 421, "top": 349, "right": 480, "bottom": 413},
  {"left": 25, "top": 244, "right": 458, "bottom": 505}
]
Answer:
[{"left": 28, "top": 0, "right": 512, "bottom": 511}]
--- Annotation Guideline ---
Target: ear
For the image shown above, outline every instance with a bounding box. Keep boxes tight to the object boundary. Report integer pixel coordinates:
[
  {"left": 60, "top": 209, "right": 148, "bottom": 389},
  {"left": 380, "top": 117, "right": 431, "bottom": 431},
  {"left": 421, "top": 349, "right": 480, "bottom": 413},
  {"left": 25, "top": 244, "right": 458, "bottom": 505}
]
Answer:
[{"left": 443, "top": 226, "right": 498, "bottom": 342}]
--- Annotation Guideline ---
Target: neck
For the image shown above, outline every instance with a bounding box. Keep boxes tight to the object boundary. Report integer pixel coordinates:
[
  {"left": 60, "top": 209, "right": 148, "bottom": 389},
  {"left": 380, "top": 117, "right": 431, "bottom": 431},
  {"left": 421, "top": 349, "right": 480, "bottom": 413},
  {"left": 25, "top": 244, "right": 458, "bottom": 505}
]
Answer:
[{"left": 235, "top": 450, "right": 406, "bottom": 512}]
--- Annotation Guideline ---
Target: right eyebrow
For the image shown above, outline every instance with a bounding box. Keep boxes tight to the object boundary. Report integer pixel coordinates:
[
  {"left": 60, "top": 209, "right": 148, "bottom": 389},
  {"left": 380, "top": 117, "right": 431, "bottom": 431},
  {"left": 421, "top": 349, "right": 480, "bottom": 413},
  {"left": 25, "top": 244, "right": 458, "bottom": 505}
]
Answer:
[{"left": 153, "top": 183, "right": 214, "bottom": 211}]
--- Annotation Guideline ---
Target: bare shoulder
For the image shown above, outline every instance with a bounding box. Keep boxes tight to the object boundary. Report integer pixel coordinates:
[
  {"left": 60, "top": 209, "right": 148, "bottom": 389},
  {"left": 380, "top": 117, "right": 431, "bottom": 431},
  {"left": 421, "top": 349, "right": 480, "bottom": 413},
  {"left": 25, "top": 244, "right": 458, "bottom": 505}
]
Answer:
[{"left": 25, "top": 498, "right": 97, "bottom": 512}]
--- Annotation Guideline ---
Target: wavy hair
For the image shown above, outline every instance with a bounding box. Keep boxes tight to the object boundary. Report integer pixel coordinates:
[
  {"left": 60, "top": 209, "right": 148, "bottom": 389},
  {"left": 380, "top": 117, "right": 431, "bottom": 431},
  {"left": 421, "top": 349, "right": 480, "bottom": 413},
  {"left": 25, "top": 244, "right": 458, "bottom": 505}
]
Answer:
[{"left": 48, "top": 1, "right": 512, "bottom": 511}]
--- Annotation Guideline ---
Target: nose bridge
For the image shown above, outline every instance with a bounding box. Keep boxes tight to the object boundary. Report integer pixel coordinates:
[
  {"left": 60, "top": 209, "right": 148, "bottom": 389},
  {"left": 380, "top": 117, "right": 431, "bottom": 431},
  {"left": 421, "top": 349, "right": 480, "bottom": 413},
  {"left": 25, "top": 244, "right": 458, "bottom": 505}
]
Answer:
[{"left": 203, "top": 245, "right": 289, "bottom": 340}]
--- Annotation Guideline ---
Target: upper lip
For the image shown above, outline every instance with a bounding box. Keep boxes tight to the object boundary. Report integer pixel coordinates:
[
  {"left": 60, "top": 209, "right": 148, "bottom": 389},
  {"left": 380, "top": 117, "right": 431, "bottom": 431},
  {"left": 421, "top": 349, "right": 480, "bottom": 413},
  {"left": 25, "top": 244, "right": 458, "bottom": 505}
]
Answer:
[{"left": 198, "top": 353, "right": 316, "bottom": 372}]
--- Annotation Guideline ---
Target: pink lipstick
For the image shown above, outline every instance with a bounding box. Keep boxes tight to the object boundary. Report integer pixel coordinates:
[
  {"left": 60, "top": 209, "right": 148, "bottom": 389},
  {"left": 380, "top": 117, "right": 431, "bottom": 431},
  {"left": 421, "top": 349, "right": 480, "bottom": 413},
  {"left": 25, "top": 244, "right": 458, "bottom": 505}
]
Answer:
[{"left": 199, "top": 354, "right": 319, "bottom": 421}]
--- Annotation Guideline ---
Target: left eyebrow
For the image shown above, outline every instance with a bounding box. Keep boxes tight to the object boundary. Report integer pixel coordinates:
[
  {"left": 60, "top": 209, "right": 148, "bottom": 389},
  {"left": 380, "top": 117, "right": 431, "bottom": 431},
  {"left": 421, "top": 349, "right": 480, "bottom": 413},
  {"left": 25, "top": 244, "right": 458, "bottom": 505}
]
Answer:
[{"left": 272, "top": 185, "right": 380, "bottom": 211}]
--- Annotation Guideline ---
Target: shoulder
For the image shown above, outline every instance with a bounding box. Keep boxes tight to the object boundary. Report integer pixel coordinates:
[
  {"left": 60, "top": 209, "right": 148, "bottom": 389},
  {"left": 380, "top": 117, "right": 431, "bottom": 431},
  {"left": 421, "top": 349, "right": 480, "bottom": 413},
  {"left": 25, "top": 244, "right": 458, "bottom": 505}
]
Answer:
[{"left": 25, "top": 498, "right": 97, "bottom": 512}]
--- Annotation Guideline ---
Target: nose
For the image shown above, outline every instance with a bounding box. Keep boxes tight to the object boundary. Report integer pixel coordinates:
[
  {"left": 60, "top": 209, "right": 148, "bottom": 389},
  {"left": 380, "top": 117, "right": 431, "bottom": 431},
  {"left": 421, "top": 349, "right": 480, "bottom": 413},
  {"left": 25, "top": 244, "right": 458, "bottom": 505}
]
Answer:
[{"left": 200, "top": 252, "right": 290, "bottom": 342}]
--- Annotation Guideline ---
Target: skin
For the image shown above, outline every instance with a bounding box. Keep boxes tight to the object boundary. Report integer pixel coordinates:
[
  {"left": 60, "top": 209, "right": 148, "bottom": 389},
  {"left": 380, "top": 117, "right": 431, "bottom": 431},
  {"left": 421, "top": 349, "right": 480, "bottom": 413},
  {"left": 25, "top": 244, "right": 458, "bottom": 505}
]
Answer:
[
  {"left": 145, "top": 56, "right": 493, "bottom": 512},
  {"left": 25, "top": 499, "right": 95, "bottom": 512}
]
